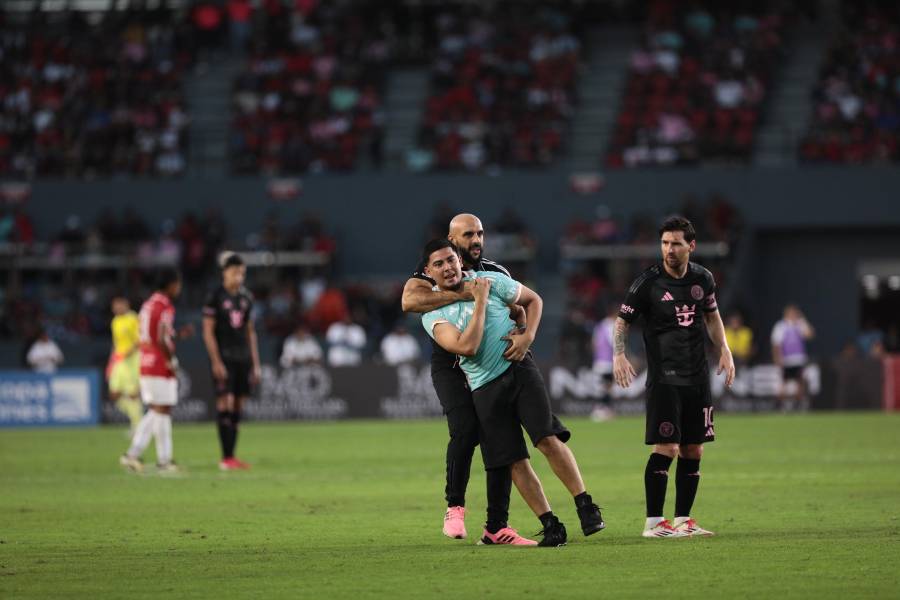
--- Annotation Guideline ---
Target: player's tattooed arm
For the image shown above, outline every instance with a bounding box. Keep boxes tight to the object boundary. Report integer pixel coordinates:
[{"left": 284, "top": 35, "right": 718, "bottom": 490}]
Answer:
[
  {"left": 613, "top": 317, "right": 628, "bottom": 355},
  {"left": 401, "top": 278, "right": 475, "bottom": 313},
  {"left": 612, "top": 317, "right": 637, "bottom": 388},
  {"left": 704, "top": 310, "right": 735, "bottom": 386}
]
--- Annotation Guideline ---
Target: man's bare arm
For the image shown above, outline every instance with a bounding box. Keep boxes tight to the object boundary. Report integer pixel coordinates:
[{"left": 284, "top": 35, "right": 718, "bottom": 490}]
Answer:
[
  {"left": 704, "top": 310, "right": 735, "bottom": 386},
  {"left": 401, "top": 277, "right": 474, "bottom": 313}
]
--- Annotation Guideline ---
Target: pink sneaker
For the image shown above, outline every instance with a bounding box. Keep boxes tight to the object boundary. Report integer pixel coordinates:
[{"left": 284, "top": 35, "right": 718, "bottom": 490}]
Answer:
[
  {"left": 443, "top": 506, "right": 467, "bottom": 539},
  {"left": 478, "top": 527, "right": 538, "bottom": 546},
  {"left": 230, "top": 457, "right": 251, "bottom": 470}
]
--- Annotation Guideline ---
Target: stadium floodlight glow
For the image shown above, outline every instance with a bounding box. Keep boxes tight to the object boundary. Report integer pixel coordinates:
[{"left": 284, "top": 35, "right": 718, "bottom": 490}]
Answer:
[{"left": 888, "top": 276, "right": 900, "bottom": 291}]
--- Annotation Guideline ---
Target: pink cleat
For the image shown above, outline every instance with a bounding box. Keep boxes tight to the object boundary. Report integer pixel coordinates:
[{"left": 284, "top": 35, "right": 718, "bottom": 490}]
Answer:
[
  {"left": 477, "top": 527, "right": 538, "bottom": 546},
  {"left": 443, "top": 506, "right": 467, "bottom": 539},
  {"left": 219, "top": 457, "right": 251, "bottom": 471}
]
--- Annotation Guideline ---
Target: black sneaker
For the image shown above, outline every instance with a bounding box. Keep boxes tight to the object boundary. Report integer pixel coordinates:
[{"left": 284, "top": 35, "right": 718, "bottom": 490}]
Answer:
[
  {"left": 577, "top": 500, "right": 606, "bottom": 536},
  {"left": 536, "top": 517, "right": 568, "bottom": 547}
]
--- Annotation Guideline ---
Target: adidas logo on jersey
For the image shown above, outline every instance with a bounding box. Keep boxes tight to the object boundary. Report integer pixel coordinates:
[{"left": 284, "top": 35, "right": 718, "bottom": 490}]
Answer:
[{"left": 660, "top": 291, "right": 674, "bottom": 302}]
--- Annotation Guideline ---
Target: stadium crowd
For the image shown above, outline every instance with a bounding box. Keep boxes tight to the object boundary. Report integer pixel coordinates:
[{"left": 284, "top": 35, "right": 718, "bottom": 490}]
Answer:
[
  {"left": 229, "top": 1, "right": 392, "bottom": 174},
  {"left": 409, "top": 3, "right": 581, "bottom": 171},
  {"left": 606, "top": 0, "right": 787, "bottom": 168},
  {"left": 799, "top": 2, "right": 900, "bottom": 164},
  {"left": 0, "top": 8, "right": 194, "bottom": 178}
]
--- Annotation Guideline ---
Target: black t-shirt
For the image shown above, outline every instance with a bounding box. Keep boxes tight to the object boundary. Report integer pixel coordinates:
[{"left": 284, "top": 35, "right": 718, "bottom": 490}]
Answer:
[
  {"left": 619, "top": 262, "right": 718, "bottom": 386},
  {"left": 412, "top": 256, "right": 511, "bottom": 373},
  {"left": 203, "top": 285, "right": 254, "bottom": 363}
]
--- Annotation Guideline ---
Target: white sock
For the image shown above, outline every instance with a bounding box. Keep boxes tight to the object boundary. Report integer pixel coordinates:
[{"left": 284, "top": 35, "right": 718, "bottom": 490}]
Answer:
[
  {"left": 153, "top": 413, "right": 173, "bottom": 465},
  {"left": 673, "top": 516, "right": 691, "bottom": 527},
  {"left": 127, "top": 411, "right": 156, "bottom": 458},
  {"left": 645, "top": 516, "right": 665, "bottom": 529}
]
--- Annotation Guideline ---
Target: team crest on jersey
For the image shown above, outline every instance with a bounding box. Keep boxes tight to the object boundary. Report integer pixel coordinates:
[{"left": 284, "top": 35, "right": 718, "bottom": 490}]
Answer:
[
  {"left": 675, "top": 304, "right": 695, "bottom": 327},
  {"left": 691, "top": 285, "right": 704, "bottom": 300},
  {"left": 659, "top": 422, "right": 675, "bottom": 437}
]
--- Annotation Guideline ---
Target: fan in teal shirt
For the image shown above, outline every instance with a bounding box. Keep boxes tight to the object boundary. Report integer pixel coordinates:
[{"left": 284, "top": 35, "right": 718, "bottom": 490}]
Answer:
[{"left": 422, "top": 271, "right": 522, "bottom": 390}]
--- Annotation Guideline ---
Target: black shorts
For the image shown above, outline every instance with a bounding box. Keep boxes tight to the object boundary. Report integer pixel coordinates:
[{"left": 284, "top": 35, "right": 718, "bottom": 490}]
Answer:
[
  {"left": 782, "top": 366, "right": 804, "bottom": 381},
  {"left": 472, "top": 357, "right": 570, "bottom": 470},
  {"left": 645, "top": 380, "right": 715, "bottom": 445},
  {"left": 214, "top": 360, "right": 251, "bottom": 398}
]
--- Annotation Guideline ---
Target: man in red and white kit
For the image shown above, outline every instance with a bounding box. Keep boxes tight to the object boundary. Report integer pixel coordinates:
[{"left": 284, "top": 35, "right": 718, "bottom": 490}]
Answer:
[{"left": 120, "top": 269, "right": 184, "bottom": 473}]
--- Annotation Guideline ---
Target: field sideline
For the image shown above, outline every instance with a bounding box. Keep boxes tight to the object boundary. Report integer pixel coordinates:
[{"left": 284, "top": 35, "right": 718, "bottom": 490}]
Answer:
[{"left": 1, "top": 413, "right": 898, "bottom": 598}]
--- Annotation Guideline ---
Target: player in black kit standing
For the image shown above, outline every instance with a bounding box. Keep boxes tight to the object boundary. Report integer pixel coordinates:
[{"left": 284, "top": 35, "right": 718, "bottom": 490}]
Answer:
[
  {"left": 202, "top": 252, "right": 261, "bottom": 471},
  {"left": 613, "top": 216, "right": 735, "bottom": 538}
]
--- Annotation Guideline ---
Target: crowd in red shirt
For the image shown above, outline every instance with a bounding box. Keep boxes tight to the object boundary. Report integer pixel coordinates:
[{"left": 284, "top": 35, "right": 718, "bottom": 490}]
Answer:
[
  {"left": 411, "top": 3, "right": 581, "bottom": 171},
  {"left": 0, "top": 9, "right": 194, "bottom": 178},
  {"left": 229, "top": 1, "right": 392, "bottom": 174},
  {"left": 606, "top": 1, "right": 786, "bottom": 168},
  {"left": 799, "top": 2, "right": 900, "bottom": 164}
]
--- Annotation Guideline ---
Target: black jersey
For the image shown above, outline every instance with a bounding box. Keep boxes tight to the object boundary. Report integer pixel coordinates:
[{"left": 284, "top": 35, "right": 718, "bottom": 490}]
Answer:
[
  {"left": 619, "top": 262, "right": 718, "bottom": 386},
  {"left": 203, "top": 285, "right": 254, "bottom": 363},
  {"left": 412, "top": 256, "right": 511, "bottom": 373}
]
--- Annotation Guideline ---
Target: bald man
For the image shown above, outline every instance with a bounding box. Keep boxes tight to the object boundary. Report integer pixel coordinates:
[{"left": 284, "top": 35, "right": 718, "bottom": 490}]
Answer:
[{"left": 402, "top": 214, "right": 577, "bottom": 545}]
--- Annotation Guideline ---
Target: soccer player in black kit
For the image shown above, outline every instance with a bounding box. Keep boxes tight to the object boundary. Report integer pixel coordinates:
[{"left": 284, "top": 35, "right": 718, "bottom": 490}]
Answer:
[
  {"left": 613, "top": 216, "right": 735, "bottom": 538},
  {"left": 202, "top": 252, "right": 261, "bottom": 471},
  {"left": 403, "top": 213, "right": 594, "bottom": 545}
]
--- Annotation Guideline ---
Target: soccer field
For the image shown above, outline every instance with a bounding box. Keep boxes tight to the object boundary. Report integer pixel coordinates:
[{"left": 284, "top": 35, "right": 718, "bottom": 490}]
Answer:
[{"left": 1, "top": 413, "right": 898, "bottom": 599}]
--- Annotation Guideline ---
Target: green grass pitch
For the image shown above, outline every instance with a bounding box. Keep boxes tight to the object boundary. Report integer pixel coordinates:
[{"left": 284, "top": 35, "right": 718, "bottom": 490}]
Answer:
[{"left": 2, "top": 413, "right": 899, "bottom": 598}]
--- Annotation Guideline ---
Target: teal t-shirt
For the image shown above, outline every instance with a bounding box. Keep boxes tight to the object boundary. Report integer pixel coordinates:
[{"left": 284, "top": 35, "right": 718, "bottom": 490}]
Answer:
[{"left": 421, "top": 271, "right": 522, "bottom": 390}]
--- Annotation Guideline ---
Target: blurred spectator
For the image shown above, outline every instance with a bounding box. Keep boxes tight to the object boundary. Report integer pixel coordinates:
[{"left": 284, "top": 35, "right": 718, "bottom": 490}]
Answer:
[
  {"left": 590, "top": 304, "right": 618, "bottom": 422},
  {"left": 27, "top": 328, "right": 64, "bottom": 373},
  {"left": 724, "top": 312, "right": 754, "bottom": 366},
  {"left": 280, "top": 322, "right": 323, "bottom": 368},
  {"left": 326, "top": 314, "right": 367, "bottom": 366},
  {"left": 771, "top": 304, "right": 815, "bottom": 410},
  {"left": 856, "top": 319, "right": 884, "bottom": 355},
  {"left": 380, "top": 323, "right": 421, "bottom": 366}
]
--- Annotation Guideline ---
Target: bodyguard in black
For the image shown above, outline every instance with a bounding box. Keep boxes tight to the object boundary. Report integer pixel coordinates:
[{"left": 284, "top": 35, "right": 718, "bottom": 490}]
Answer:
[
  {"left": 202, "top": 252, "right": 261, "bottom": 470},
  {"left": 613, "top": 216, "right": 735, "bottom": 538}
]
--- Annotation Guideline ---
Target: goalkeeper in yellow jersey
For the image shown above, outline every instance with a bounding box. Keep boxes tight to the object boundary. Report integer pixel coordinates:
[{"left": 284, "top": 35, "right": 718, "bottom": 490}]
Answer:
[{"left": 107, "top": 295, "right": 143, "bottom": 432}]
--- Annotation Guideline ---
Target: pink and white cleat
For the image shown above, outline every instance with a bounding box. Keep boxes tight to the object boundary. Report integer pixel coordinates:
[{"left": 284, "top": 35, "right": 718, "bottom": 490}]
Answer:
[
  {"left": 477, "top": 526, "right": 538, "bottom": 546},
  {"left": 443, "top": 506, "right": 467, "bottom": 539},
  {"left": 673, "top": 517, "right": 714, "bottom": 536}
]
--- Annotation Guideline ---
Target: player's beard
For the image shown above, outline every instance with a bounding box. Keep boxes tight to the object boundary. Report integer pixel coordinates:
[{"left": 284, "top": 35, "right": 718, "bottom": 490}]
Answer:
[{"left": 459, "top": 244, "right": 481, "bottom": 267}]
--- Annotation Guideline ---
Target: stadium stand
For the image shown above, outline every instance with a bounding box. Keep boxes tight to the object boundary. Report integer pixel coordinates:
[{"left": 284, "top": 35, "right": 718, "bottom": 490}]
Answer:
[
  {"left": 411, "top": 3, "right": 582, "bottom": 171},
  {"left": 229, "top": 1, "right": 393, "bottom": 174},
  {"left": 605, "top": 1, "right": 787, "bottom": 168},
  {"left": 799, "top": 2, "right": 900, "bottom": 164},
  {"left": 0, "top": 8, "right": 194, "bottom": 178}
]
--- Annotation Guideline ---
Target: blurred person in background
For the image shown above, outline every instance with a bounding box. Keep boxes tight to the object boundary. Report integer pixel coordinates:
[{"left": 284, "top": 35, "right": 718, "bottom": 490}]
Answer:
[
  {"left": 26, "top": 328, "right": 64, "bottom": 374},
  {"left": 280, "top": 322, "right": 323, "bottom": 368},
  {"left": 326, "top": 313, "right": 367, "bottom": 367},
  {"left": 107, "top": 295, "right": 143, "bottom": 433},
  {"left": 120, "top": 269, "right": 185, "bottom": 474},
  {"left": 203, "top": 252, "right": 260, "bottom": 471},
  {"left": 590, "top": 304, "right": 619, "bottom": 422},
  {"left": 380, "top": 323, "right": 421, "bottom": 366},
  {"left": 771, "top": 304, "right": 815, "bottom": 411},
  {"left": 724, "top": 312, "right": 754, "bottom": 367}
]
